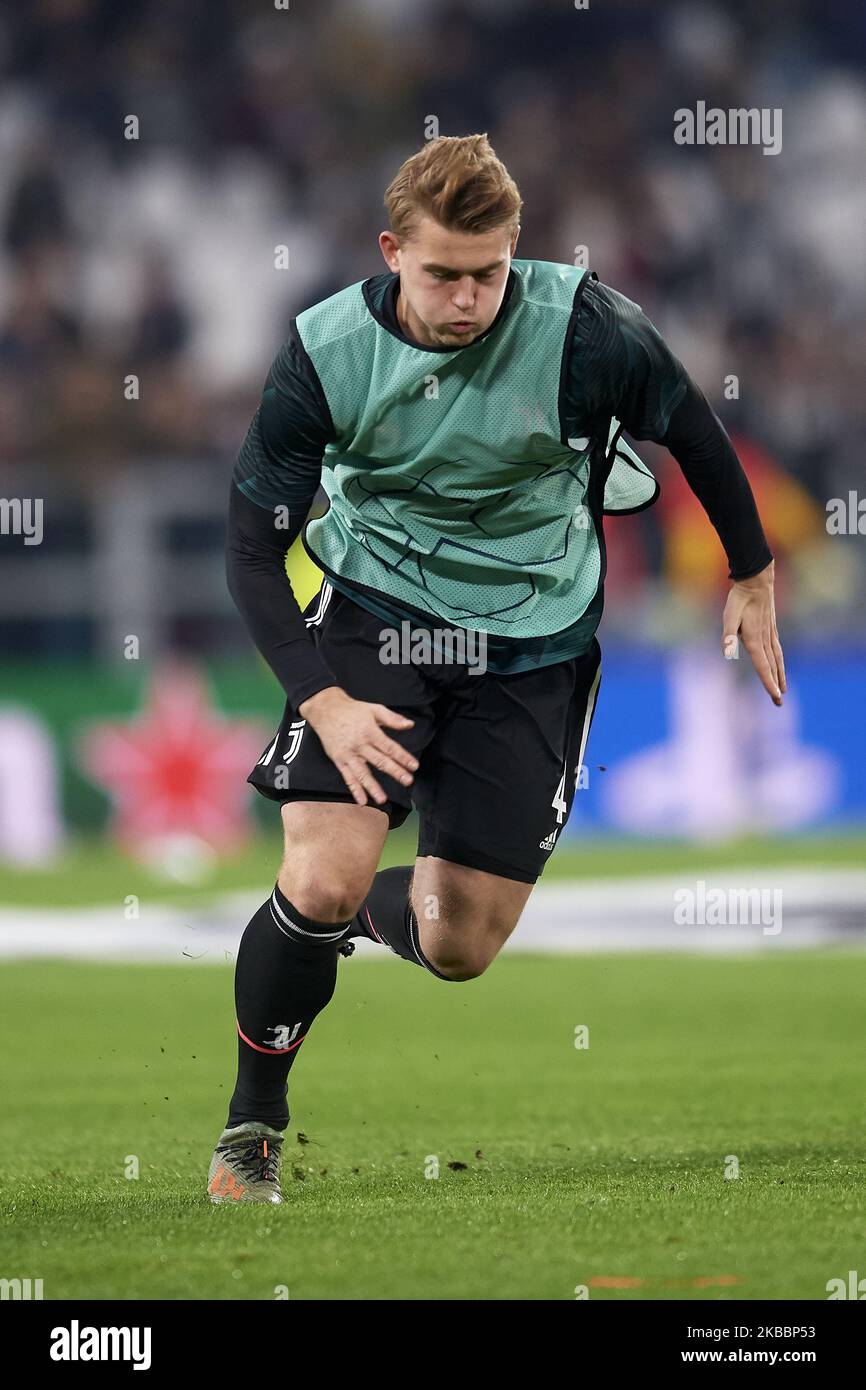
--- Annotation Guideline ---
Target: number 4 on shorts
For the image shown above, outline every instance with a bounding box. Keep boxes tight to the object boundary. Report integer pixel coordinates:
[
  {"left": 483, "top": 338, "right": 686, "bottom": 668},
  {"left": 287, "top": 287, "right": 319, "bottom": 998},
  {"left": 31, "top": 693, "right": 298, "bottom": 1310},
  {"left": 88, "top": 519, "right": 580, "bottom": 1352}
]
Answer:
[{"left": 551, "top": 767, "right": 567, "bottom": 824}]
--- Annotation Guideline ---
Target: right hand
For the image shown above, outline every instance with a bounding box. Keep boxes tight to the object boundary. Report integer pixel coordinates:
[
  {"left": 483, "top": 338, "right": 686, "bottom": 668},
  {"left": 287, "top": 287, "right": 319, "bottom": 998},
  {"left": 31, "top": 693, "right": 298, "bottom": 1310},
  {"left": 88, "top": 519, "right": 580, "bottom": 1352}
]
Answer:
[{"left": 297, "top": 686, "right": 418, "bottom": 807}]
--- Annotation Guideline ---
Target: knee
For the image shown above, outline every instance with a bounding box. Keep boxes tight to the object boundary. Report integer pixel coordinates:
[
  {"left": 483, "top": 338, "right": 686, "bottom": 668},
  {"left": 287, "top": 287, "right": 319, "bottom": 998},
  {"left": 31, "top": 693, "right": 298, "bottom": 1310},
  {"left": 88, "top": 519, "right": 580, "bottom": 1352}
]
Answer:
[
  {"left": 423, "top": 943, "right": 493, "bottom": 982},
  {"left": 436, "top": 960, "right": 487, "bottom": 982},
  {"left": 416, "top": 903, "right": 504, "bottom": 981},
  {"left": 416, "top": 907, "right": 501, "bottom": 980},
  {"left": 277, "top": 869, "right": 369, "bottom": 924}
]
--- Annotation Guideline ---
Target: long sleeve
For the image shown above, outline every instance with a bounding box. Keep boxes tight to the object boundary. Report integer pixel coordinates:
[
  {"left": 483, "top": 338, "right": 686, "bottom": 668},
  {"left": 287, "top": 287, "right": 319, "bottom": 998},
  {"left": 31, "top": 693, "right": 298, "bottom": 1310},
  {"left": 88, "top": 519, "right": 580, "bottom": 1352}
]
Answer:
[
  {"left": 226, "top": 321, "right": 340, "bottom": 709},
  {"left": 659, "top": 379, "right": 773, "bottom": 580},
  {"left": 567, "top": 275, "right": 772, "bottom": 580}
]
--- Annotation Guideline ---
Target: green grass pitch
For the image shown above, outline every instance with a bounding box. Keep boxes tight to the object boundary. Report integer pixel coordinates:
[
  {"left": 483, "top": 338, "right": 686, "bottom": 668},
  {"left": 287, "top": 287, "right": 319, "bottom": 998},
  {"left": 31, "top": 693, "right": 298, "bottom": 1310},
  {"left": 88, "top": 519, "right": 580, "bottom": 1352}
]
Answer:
[{"left": 1, "top": 951, "right": 863, "bottom": 1300}]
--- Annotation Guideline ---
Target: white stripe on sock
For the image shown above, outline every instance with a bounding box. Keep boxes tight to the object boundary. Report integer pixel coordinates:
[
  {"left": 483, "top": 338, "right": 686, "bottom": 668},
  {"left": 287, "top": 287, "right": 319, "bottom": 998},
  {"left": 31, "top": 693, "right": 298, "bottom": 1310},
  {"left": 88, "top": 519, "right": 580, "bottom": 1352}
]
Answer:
[{"left": 269, "top": 891, "right": 351, "bottom": 943}]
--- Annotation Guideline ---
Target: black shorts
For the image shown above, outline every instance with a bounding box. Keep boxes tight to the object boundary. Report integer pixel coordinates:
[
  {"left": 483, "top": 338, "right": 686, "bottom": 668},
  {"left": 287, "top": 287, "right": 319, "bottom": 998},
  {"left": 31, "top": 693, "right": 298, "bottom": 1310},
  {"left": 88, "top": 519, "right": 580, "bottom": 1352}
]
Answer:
[{"left": 248, "top": 582, "right": 602, "bottom": 884}]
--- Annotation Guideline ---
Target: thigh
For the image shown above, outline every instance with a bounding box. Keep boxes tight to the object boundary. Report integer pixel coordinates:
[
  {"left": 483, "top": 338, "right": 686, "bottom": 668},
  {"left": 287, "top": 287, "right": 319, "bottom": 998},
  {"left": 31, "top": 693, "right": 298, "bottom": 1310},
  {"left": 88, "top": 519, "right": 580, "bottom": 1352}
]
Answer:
[
  {"left": 411, "top": 855, "right": 534, "bottom": 972},
  {"left": 414, "top": 638, "right": 602, "bottom": 884},
  {"left": 278, "top": 799, "right": 389, "bottom": 922}
]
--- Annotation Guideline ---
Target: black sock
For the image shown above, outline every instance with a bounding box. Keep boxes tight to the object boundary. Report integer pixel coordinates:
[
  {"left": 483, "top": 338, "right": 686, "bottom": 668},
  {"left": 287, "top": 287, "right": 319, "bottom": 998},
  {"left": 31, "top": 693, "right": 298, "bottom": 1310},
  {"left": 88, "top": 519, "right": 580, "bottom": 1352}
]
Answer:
[
  {"left": 348, "top": 865, "right": 450, "bottom": 979},
  {"left": 226, "top": 883, "right": 352, "bottom": 1131}
]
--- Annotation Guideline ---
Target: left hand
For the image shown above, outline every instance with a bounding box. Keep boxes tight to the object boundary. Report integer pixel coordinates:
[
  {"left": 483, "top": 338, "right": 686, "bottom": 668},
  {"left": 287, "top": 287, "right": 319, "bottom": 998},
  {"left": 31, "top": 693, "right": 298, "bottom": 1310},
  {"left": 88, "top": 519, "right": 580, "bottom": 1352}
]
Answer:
[{"left": 722, "top": 560, "right": 787, "bottom": 706}]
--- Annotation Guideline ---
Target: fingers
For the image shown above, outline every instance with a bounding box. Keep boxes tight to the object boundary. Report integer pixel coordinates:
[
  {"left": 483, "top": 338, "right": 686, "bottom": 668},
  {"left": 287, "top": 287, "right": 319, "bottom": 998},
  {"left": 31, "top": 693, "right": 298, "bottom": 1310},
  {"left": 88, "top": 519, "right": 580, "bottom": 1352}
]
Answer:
[
  {"left": 721, "top": 596, "right": 745, "bottom": 660},
  {"left": 368, "top": 706, "right": 420, "bottom": 778},
  {"left": 328, "top": 703, "right": 419, "bottom": 806},
  {"left": 740, "top": 629, "right": 782, "bottom": 705},
  {"left": 755, "top": 621, "right": 780, "bottom": 698},
  {"left": 336, "top": 757, "right": 388, "bottom": 807},
  {"left": 373, "top": 704, "right": 416, "bottom": 730},
  {"left": 361, "top": 743, "right": 416, "bottom": 787},
  {"left": 372, "top": 731, "right": 418, "bottom": 776},
  {"left": 336, "top": 743, "right": 413, "bottom": 805},
  {"left": 763, "top": 644, "right": 782, "bottom": 705},
  {"left": 334, "top": 762, "right": 368, "bottom": 806},
  {"left": 771, "top": 626, "right": 787, "bottom": 694}
]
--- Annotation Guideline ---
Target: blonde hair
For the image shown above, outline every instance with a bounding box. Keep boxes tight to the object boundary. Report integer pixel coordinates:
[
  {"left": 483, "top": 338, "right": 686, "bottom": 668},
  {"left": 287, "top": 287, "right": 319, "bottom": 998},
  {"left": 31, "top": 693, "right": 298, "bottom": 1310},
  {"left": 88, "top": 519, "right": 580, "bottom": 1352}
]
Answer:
[{"left": 384, "top": 134, "right": 522, "bottom": 242}]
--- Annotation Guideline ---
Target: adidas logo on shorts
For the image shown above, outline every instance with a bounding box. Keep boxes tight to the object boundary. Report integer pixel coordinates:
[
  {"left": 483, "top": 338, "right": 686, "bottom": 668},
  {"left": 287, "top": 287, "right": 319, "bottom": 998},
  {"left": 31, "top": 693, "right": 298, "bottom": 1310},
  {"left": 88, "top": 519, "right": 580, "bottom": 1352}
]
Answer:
[{"left": 539, "top": 829, "right": 558, "bottom": 851}]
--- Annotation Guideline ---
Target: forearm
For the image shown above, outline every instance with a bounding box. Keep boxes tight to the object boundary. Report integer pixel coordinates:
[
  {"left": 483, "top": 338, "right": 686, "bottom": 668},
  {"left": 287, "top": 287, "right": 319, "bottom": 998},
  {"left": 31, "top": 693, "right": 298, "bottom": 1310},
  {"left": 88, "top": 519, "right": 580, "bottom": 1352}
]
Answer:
[
  {"left": 226, "top": 481, "right": 338, "bottom": 710},
  {"left": 660, "top": 379, "right": 772, "bottom": 581}
]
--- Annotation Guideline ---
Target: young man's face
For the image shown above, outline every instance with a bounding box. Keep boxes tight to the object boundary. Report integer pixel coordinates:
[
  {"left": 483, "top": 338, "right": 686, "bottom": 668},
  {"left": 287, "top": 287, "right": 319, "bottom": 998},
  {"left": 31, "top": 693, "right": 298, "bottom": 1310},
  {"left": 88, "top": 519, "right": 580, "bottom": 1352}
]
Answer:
[{"left": 379, "top": 216, "right": 519, "bottom": 349}]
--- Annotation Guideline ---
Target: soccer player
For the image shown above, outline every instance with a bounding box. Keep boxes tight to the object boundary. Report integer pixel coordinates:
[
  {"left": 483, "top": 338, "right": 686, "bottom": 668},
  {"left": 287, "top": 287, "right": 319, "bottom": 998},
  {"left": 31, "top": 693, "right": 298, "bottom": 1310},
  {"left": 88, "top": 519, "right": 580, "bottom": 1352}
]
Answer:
[{"left": 208, "top": 134, "right": 785, "bottom": 1203}]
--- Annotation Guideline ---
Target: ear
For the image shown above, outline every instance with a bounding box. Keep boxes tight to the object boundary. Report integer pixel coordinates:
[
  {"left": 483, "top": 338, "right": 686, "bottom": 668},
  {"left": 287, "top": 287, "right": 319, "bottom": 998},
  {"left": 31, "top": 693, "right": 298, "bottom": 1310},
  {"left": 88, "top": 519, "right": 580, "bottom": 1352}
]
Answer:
[{"left": 379, "top": 230, "right": 401, "bottom": 272}]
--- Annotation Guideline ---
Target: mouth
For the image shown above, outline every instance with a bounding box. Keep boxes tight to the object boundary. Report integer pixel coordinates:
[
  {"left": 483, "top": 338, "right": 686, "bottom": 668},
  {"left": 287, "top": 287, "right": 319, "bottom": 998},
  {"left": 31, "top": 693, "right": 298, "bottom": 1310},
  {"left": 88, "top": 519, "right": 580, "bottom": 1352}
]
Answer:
[{"left": 448, "top": 321, "right": 476, "bottom": 334}]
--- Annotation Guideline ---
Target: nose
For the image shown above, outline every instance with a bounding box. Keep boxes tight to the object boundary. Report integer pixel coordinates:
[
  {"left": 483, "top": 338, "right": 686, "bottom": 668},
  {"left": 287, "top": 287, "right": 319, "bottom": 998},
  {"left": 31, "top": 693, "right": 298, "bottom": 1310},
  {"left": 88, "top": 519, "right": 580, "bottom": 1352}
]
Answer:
[{"left": 451, "top": 276, "right": 476, "bottom": 311}]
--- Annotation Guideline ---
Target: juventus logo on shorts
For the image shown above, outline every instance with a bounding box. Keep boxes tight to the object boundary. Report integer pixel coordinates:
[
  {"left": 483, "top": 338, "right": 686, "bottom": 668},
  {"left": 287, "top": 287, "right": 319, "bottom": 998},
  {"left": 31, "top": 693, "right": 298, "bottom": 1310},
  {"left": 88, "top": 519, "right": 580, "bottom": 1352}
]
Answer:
[
  {"left": 280, "top": 720, "right": 306, "bottom": 765},
  {"left": 257, "top": 720, "right": 306, "bottom": 767}
]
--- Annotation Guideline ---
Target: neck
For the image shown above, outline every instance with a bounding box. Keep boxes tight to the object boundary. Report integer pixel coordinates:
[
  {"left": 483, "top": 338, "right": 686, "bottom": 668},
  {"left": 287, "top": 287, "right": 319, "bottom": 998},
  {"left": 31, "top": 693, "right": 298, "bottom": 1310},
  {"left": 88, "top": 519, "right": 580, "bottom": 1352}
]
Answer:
[{"left": 395, "top": 287, "right": 434, "bottom": 347}]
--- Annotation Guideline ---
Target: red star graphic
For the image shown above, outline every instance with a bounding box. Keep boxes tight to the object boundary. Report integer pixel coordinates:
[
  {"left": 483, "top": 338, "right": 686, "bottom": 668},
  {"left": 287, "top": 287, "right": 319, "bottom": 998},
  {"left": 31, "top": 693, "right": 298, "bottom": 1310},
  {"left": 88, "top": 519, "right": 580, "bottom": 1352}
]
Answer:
[{"left": 79, "top": 663, "right": 268, "bottom": 855}]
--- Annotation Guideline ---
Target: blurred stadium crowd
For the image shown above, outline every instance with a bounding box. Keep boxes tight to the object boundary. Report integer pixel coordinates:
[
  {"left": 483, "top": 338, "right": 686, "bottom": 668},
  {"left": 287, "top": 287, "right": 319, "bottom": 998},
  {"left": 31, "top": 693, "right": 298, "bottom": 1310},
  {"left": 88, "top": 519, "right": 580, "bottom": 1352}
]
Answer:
[{"left": 0, "top": 0, "right": 864, "bottom": 656}]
